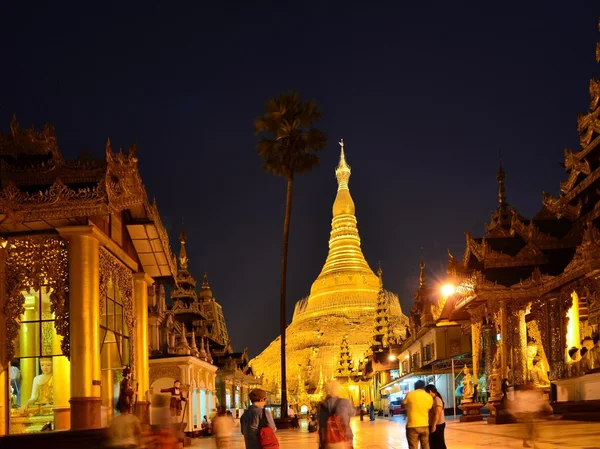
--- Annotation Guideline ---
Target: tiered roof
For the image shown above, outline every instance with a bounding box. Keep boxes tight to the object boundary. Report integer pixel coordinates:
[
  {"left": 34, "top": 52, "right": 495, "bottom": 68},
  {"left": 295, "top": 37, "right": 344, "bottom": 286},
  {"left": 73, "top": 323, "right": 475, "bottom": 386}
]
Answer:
[{"left": 449, "top": 24, "right": 600, "bottom": 312}]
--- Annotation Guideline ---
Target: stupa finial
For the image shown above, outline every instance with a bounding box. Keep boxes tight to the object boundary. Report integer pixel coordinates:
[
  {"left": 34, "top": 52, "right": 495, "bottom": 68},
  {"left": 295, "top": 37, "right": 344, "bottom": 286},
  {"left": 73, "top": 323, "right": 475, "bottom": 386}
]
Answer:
[{"left": 335, "top": 139, "right": 351, "bottom": 190}]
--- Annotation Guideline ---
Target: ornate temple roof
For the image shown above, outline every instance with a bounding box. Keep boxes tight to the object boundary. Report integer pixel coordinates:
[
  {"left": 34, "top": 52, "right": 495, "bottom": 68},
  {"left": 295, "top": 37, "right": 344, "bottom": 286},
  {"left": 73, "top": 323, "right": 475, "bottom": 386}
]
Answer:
[
  {"left": 0, "top": 117, "right": 177, "bottom": 279},
  {"left": 448, "top": 26, "right": 600, "bottom": 309}
]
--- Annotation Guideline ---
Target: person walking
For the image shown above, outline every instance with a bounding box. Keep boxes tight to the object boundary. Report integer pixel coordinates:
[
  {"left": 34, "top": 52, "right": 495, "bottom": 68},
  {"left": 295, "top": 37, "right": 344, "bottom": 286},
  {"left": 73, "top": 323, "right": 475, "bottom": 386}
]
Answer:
[
  {"left": 369, "top": 402, "right": 375, "bottom": 421},
  {"left": 240, "top": 388, "right": 276, "bottom": 449},
  {"left": 107, "top": 401, "right": 142, "bottom": 449},
  {"left": 212, "top": 405, "right": 233, "bottom": 449},
  {"left": 402, "top": 379, "right": 434, "bottom": 449},
  {"left": 318, "top": 380, "right": 355, "bottom": 449},
  {"left": 425, "top": 385, "right": 447, "bottom": 449}
]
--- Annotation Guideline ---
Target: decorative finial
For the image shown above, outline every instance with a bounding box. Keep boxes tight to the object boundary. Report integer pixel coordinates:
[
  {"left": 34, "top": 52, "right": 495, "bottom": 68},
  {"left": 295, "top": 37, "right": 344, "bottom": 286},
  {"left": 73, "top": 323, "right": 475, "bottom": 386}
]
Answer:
[
  {"left": 377, "top": 262, "right": 383, "bottom": 288},
  {"left": 335, "top": 139, "right": 351, "bottom": 190},
  {"left": 202, "top": 272, "right": 210, "bottom": 288},
  {"left": 178, "top": 220, "right": 188, "bottom": 271},
  {"left": 496, "top": 156, "right": 507, "bottom": 211},
  {"left": 419, "top": 258, "right": 426, "bottom": 289}
]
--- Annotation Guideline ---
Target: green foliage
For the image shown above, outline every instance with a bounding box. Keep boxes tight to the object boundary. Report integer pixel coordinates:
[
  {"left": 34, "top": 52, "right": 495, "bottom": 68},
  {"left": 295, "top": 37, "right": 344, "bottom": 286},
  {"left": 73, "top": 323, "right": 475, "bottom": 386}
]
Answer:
[{"left": 255, "top": 92, "right": 327, "bottom": 179}]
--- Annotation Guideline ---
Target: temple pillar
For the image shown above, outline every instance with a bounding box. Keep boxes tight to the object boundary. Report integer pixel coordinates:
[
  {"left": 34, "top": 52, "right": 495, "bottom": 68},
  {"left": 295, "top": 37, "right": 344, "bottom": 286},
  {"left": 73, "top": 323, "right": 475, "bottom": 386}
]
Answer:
[
  {"left": 133, "top": 272, "right": 153, "bottom": 424},
  {"left": 482, "top": 323, "right": 495, "bottom": 386},
  {"left": 566, "top": 292, "right": 581, "bottom": 353},
  {"left": 499, "top": 300, "right": 508, "bottom": 380},
  {"left": 58, "top": 226, "right": 101, "bottom": 430},
  {"left": 548, "top": 297, "right": 564, "bottom": 379},
  {"left": 0, "top": 245, "right": 7, "bottom": 435},
  {"left": 471, "top": 320, "right": 482, "bottom": 398},
  {"left": 52, "top": 338, "right": 71, "bottom": 429},
  {"left": 513, "top": 310, "right": 528, "bottom": 386}
]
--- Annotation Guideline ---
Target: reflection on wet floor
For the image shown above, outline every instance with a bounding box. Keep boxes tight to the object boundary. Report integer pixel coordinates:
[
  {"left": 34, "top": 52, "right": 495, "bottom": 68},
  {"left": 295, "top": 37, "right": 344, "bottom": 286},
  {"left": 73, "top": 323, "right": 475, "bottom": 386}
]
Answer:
[{"left": 191, "top": 415, "right": 600, "bottom": 448}]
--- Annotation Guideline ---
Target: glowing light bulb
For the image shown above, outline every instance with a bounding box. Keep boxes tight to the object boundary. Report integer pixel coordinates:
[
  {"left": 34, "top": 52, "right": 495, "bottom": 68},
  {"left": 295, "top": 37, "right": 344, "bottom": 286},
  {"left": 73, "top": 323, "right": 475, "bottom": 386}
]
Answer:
[{"left": 441, "top": 283, "right": 455, "bottom": 297}]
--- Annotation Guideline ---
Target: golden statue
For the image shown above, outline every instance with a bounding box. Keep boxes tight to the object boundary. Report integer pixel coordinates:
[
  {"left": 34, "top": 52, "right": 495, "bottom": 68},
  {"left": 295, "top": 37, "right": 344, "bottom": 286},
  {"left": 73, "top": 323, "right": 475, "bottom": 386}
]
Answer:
[{"left": 526, "top": 342, "right": 550, "bottom": 386}]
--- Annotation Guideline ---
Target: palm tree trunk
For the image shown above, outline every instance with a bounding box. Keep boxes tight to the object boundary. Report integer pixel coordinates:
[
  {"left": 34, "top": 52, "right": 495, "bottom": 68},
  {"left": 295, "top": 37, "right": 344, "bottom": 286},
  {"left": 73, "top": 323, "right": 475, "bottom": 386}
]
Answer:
[{"left": 279, "top": 175, "right": 293, "bottom": 419}]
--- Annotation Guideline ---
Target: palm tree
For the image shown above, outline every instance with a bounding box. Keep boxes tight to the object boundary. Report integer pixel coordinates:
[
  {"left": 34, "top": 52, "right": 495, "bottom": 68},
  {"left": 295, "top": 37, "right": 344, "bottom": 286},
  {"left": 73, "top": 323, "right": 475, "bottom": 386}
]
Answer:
[{"left": 255, "top": 92, "right": 327, "bottom": 420}]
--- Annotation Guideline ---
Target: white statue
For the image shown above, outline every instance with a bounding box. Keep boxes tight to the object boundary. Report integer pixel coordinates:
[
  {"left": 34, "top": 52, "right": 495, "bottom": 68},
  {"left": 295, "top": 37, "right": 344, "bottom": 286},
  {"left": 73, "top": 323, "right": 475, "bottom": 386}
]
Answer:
[
  {"left": 23, "top": 358, "right": 53, "bottom": 411},
  {"left": 487, "top": 365, "right": 503, "bottom": 401},
  {"left": 462, "top": 366, "right": 474, "bottom": 402}
]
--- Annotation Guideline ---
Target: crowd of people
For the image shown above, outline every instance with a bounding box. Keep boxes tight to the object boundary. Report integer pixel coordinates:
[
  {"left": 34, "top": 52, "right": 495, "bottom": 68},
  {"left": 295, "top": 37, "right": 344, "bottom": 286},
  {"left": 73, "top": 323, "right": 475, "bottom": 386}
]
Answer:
[{"left": 105, "top": 371, "right": 552, "bottom": 449}]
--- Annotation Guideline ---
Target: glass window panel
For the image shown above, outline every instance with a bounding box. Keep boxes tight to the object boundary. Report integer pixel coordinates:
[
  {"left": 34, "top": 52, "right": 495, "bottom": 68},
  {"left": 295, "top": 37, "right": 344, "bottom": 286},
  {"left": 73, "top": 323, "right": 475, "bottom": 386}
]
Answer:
[
  {"left": 41, "top": 321, "right": 61, "bottom": 356},
  {"left": 21, "top": 291, "right": 40, "bottom": 321},
  {"left": 114, "top": 304, "right": 123, "bottom": 334},
  {"left": 115, "top": 287, "right": 123, "bottom": 306},
  {"left": 108, "top": 299, "right": 115, "bottom": 331},
  {"left": 121, "top": 337, "right": 130, "bottom": 367},
  {"left": 40, "top": 288, "right": 54, "bottom": 320},
  {"left": 15, "top": 322, "right": 40, "bottom": 357}
]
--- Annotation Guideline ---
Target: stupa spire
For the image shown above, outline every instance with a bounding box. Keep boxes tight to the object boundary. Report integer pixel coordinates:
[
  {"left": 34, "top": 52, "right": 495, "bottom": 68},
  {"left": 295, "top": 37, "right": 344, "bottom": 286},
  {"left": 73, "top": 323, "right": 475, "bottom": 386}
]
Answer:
[{"left": 313, "top": 142, "right": 374, "bottom": 287}]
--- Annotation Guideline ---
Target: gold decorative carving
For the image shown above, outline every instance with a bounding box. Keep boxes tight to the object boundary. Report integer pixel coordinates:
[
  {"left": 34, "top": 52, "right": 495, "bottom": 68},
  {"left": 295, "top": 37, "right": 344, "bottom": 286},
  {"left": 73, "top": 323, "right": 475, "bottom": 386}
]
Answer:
[
  {"left": 149, "top": 363, "right": 182, "bottom": 385},
  {"left": 4, "top": 236, "right": 69, "bottom": 363}
]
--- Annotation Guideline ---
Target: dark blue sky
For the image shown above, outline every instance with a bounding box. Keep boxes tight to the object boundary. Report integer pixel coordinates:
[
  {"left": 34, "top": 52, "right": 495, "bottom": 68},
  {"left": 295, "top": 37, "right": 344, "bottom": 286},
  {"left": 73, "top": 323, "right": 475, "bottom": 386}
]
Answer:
[{"left": 1, "top": 2, "right": 598, "bottom": 357}]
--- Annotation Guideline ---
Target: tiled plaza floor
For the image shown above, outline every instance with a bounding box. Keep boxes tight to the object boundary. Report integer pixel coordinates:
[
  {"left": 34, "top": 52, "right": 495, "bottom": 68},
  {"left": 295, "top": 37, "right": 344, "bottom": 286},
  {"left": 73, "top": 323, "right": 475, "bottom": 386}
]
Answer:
[{"left": 190, "top": 415, "right": 600, "bottom": 448}]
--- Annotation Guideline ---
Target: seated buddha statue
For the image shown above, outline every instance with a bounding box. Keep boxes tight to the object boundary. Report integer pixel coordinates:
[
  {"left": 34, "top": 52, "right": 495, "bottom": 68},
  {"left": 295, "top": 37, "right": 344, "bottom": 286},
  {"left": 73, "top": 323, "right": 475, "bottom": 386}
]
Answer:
[
  {"left": 23, "top": 358, "right": 53, "bottom": 412},
  {"left": 530, "top": 357, "right": 550, "bottom": 389}
]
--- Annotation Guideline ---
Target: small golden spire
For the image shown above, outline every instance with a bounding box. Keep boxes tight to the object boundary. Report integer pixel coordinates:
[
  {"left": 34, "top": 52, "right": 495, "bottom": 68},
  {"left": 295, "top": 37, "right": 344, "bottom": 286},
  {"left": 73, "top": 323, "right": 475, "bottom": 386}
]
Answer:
[
  {"left": 178, "top": 218, "right": 188, "bottom": 271},
  {"left": 377, "top": 262, "right": 383, "bottom": 288},
  {"left": 335, "top": 139, "right": 351, "bottom": 190},
  {"left": 497, "top": 157, "right": 507, "bottom": 211},
  {"left": 419, "top": 258, "right": 426, "bottom": 289}
]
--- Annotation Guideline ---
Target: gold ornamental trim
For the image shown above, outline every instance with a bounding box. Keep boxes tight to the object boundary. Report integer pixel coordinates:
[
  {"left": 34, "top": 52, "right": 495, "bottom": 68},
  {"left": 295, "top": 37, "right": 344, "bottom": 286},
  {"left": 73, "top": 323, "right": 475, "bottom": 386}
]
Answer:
[{"left": 4, "top": 236, "right": 70, "bottom": 364}]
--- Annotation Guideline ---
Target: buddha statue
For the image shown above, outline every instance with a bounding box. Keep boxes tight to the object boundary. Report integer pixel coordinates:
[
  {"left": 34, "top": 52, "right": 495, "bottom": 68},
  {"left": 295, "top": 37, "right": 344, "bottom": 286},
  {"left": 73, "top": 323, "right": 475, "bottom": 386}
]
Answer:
[
  {"left": 590, "top": 336, "right": 600, "bottom": 371},
  {"left": 530, "top": 357, "right": 550, "bottom": 389},
  {"left": 567, "top": 347, "right": 581, "bottom": 377},
  {"left": 580, "top": 337, "right": 594, "bottom": 374},
  {"left": 462, "top": 366, "right": 474, "bottom": 402},
  {"left": 23, "top": 358, "right": 53, "bottom": 412},
  {"left": 487, "top": 365, "right": 503, "bottom": 401}
]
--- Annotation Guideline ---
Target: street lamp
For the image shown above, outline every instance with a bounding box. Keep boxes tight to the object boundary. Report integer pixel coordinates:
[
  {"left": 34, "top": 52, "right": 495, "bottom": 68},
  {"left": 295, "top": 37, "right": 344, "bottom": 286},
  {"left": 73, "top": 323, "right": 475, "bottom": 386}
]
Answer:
[
  {"left": 440, "top": 283, "right": 455, "bottom": 297},
  {"left": 388, "top": 354, "right": 396, "bottom": 361}
]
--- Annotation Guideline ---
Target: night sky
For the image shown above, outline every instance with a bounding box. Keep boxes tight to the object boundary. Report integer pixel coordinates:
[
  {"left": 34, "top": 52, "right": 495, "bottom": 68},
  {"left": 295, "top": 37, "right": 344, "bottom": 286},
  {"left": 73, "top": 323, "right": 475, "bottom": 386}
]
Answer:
[{"left": 1, "top": 2, "right": 598, "bottom": 358}]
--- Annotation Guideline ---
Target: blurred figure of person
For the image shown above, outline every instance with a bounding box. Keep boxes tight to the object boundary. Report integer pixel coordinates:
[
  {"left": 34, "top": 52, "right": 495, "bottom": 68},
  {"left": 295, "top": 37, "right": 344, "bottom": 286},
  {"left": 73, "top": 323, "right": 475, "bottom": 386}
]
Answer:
[
  {"left": 425, "top": 385, "right": 446, "bottom": 449},
  {"left": 202, "top": 415, "right": 211, "bottom": 435},
  {"left": 511, "top": 382, "right": 552, "bottom": 449},
  {"left": 318, "top": 380, "right": 355, "bottom": 449},
  {"left": 150, "top": 392, "right": 178, "bottom": 449},
  {"left": 360, "top": 401, "right": 365, "bottom": 421},
  {"left": 240, "top": 388, "right": 276, "bottom": 449},
  {"left": 212, "top": 405, "right": 233, "bottom": 449},
  {"left": 308, "top": 414, "right": 318, "bottom": 433},
  {"left": 402, "top": 380, "right": 433, "bottom": 449},
  {"left": 107, "top": 400, "right": 141, "bottom": 449},
  {"left": 369, "top": 402, "right": 375, "bottom": 421},
  {"left": 209, "top": 407, "right": 218, "bottom": 421},
  {"left": 226, "top": 409, "right": 235, "bottom": 423}
]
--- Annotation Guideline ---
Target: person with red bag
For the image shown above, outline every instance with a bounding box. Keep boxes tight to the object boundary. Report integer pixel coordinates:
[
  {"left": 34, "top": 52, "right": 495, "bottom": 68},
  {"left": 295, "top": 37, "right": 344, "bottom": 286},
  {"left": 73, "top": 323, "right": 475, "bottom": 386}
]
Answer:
[
  {"left": 318, "top": 380, "right": 355, "bottom": 449},
  {"left": 241, "top": 388, "right": 278, "bottom": 449}
]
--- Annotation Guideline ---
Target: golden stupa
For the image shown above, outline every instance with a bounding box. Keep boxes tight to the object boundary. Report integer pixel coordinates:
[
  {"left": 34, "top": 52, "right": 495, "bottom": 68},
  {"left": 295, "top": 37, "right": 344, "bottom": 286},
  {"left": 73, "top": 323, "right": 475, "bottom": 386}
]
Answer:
[{"left": 250, "top": 140, "right": 408, "bottom": 397}]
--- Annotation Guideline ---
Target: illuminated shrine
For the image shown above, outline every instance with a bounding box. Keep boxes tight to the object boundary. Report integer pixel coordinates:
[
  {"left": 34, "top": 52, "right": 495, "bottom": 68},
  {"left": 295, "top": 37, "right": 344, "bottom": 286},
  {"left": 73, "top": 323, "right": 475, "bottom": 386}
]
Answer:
[
  {"left": 0, "top": 118, "right": 177, "bottom": 434},
  {"left": 250, "top": 143, "right": 409, "bottom": 407},
  {"left": 444, "top": 21, "right": 600, "bottom": 419}
]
